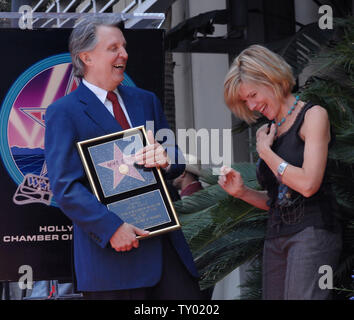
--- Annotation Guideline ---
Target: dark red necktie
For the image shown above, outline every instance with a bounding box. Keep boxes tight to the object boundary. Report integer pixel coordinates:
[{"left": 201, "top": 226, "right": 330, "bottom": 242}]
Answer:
[{"left": 106, "top": 91, "right": 130, "bottom": 130}]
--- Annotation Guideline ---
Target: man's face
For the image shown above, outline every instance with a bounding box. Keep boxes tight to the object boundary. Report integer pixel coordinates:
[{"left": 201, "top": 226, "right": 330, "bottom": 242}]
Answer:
[
  {"left": 83, "top": 25, "right": 128, "bottom": 91},
  {"left": 172, "top": 174, "right": 184, "bottom": 190}
]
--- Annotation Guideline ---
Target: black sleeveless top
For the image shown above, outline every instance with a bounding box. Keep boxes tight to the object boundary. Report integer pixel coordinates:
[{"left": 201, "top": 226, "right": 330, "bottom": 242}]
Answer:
[{"left": 256, "top": 102, "right": 341, "bottom": 239}]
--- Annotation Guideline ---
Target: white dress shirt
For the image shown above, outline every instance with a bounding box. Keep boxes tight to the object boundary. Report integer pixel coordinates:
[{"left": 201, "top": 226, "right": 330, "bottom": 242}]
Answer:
[
  {"left": 82, "top": 79, "right": 133, "bottom": 127},
  {"left": 82, "top": 79, "right": 171, "bottom": 171}
]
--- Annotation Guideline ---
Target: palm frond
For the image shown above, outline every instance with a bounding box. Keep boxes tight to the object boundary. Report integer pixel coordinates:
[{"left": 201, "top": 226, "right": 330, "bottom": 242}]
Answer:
[
  {"left": 174, "top": 162, "right": 259, "bottom": 215},
  {"left": 299, "top": 16, "right": 354, "bottom": 298},
  {"left": 198, "top": 168, "right": 219, "bottom": 185},
  {"left": 194, "top": 217, "right": 266, "bottom": 290},
  {"left": 180, "top": 200, "right": 264, "bottom": 253},
  {"left": 238, "top": 255, "right": 263, "bottom": 300},
  {"left": 174, "top": 185, "right": 227, "bottom": 214},
  {"left": 334, "top": 222, "right": 354, "bottom": 293},
  {"left": 329, "top": 144, "right": 354, "bottom": 164},
  {"left": 279, "top": 22, "right": 335, "bottom": 78}
]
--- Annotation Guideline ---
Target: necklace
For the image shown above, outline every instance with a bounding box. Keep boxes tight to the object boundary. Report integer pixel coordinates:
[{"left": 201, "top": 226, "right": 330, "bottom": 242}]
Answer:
[{"left": 273, "top": 95, "right": 300, "bottom": 127}]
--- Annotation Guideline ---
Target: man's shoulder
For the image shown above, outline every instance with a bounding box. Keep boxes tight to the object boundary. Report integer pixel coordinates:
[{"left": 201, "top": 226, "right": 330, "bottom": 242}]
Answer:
[
  {"left": 46, "top": 88, "right": 80, "bottom": 114},
  {"left": 119, "top": 85, "right": 156, "bottom": 98}
]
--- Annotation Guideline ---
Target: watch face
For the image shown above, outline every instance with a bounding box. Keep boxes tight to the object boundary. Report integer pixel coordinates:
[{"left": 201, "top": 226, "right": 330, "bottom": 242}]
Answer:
[{"left": 278, "top": 162, "right": 288, "bottom": 175}]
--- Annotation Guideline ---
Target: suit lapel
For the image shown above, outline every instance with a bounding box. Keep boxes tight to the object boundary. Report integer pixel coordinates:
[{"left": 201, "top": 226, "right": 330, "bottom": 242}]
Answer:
[
  {"left": 76, "top": 82, "right": 123, "bottom": 134},
  {"left": 118, "top": 86, "right": 145, "bottom": 127}
]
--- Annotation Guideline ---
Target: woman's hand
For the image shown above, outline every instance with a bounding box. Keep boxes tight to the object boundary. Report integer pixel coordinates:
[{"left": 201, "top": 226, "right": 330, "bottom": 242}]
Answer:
[
  {"left": 218, "top": 165, "right": 246, "bottom": 199},
  {"left": 256, "top": 123, "right": 276, "bottom": 158},
  {"left": 218, "top": 165, "right": 270, "bottom": 210}
]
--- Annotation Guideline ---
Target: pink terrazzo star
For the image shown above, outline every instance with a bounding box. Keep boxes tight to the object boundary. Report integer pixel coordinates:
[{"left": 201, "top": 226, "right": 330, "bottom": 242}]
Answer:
[{"left": 98, "top": 143, "right": 145, "bottom": 189}]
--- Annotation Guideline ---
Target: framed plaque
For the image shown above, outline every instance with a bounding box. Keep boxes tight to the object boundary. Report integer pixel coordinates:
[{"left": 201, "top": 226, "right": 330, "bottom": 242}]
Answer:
[{"left": 77, "top": 126, "right": 181, "bottom": 238}]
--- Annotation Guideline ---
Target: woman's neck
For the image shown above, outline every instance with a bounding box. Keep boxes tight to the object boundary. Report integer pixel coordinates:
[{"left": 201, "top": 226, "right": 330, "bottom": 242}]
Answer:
[{"left": 274, "top": 95, "right": 296, "bottom": 124}]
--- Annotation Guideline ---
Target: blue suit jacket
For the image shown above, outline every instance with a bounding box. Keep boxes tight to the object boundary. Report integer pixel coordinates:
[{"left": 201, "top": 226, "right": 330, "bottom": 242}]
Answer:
[{"left": 44, "top": 82, "right": 199, "bottom": 291}]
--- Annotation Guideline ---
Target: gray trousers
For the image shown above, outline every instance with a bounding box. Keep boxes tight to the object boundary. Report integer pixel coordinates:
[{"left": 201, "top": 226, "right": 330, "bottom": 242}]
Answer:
[{"left": 262, "top": 226, "right": 342, "bottom": 300}]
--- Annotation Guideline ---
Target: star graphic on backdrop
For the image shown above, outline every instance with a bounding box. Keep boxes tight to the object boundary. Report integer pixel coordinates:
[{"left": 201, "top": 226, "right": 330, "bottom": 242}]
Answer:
[
  {"left": 98, "top": 143, "right": 145, "bottom": 189},
  {"left": 18, "top": 72, "right": 80, "bottom": 174},
  {"left": 20, "top": 72, "right": 80, "bottom": 129}
]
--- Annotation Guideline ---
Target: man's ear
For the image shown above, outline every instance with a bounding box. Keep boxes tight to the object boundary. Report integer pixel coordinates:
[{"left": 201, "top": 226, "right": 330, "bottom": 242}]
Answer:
[{"left": 78, "top": 52, "right": 92, "bottom": 66}]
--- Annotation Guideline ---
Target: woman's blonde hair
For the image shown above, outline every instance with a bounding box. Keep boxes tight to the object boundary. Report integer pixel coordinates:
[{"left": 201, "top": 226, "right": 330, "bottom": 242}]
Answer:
[{"left": 224, "top": 45, "right": 295, "bottom": 123}]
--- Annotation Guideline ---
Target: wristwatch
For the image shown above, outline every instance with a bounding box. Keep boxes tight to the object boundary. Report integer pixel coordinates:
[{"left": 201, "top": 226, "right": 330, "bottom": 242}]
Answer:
[{"left": 277, "top": 161, "right": 289, "bottom": 177}]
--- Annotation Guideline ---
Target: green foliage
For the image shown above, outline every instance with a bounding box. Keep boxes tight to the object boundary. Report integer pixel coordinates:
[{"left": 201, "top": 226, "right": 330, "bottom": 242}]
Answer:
[
  {"left": 0, "top": 0, "right": 10, "bottom": 12},
  {"left": 176, "top": 163, "right": 267, "bottom": 290},
  {"left": 299, "top": 18, "right": 354, "bottom": 295},
  {"left": 194, "top": 217, "right": 265, "bottom": 291},
  {"left": 279, "top": 22, "right": 335, "bottom": 78},
  {"left": 238, "top": 255, "right": 263, "bottom": 300}
]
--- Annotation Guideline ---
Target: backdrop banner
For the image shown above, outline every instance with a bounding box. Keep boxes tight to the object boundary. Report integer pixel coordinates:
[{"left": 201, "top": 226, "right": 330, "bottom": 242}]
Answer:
[{"left": 0, "top": 28, "right": 164, "bottom": 281}]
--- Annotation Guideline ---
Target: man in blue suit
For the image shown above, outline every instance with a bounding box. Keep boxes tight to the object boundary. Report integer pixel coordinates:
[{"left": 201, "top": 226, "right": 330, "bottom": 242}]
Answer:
[{"left": 44, "top": 17, "right": 203, "bottom": 300}]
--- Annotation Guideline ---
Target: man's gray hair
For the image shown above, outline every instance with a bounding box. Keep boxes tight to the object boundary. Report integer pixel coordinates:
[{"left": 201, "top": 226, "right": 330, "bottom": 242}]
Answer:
[{"left": 69, "top": 16, "right": 124, "bottom": 78}]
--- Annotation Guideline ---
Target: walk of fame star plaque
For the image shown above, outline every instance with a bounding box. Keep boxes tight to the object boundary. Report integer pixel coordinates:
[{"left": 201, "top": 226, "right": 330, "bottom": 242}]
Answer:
[{"left": 77, "top": 126, "right": 181, "bottom": 238}]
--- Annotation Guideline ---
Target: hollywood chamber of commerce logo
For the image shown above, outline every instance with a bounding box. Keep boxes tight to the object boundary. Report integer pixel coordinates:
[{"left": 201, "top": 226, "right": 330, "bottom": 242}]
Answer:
[{"left": 0, "top": 53, "right": 135, "bottom": 207}]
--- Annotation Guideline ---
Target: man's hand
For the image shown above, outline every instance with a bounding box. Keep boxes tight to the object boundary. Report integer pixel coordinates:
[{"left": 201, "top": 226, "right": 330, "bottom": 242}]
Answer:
[
  {"left": 135, "top": 130, "right": 170, "bottom": 169},
  {"left": 110, "top": 223, "right": 149, "bottom": 252}
]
